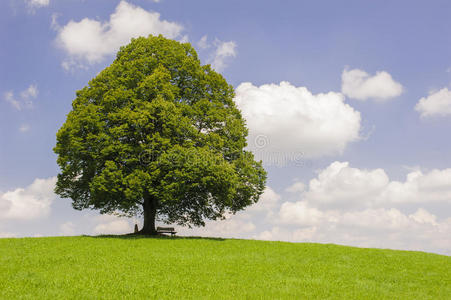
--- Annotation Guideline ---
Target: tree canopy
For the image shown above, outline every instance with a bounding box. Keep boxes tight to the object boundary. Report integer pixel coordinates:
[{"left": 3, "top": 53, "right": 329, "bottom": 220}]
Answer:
[{"left": 54, "top": 35, "right": 267, "bottom": 234}]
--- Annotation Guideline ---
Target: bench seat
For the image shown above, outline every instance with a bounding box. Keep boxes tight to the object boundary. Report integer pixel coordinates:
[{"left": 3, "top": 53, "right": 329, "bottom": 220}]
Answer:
[{"left": 156, "top": 227, "right": 177, "bottom": 236}]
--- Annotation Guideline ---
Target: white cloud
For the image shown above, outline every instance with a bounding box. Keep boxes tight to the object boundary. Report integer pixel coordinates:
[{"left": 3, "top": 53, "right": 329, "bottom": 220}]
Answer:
[
  {"left": 234, "top": 82, "right": 361, "bottom": 162},
  {"left": 3, "top": 91, "right": 21, "bottom": 110},
  {"left": 93, "top": 215, "right": 132, "bottom": 235},
  {"left": 279, "top": 201, "right": 324, "bottom": 227},
  {"left": 3, "top": 84, "right": 38, "bottom": 110},
  {"left": 24, "top": 0, "right": 49, "bottom": 14},
  {"left": 302, "top": 161, "right": 389, "bottom": 208},
  {"left": 246, "top": 187, "right": 280, "bottom": 218},
  {"left": 60, "top": 222, "right": 76, "bottom": 236},
  {"left": 197, "top": 35, "right": 209, "bottom": 49},
  {"left": 20, "top": 84, "right": 38, "bottom": 100},
  {"left": 0, "top": 177, "right": 57, "bottom": 220},
  {"left": 27, "top": 0, "right": 49, "bottom": 7},
  {"left": 415, "top": 88, "right": 451, "bottom": 118},
  {"left": 85, "top": 190, "right": 266, "bottom": 237},
  {"left": 274, "top": 203, "right": 451, "bottom": 254},
  {"left": 210, "top": 40, "right": 237, "bottom": 72},
  {"left": 297, "top": 161, "right": 451, "bottom": 209},
  {"left": 196, "top": 36, "right": 237, "bottom": 72},
  {"left": 341, "top": 68, "right": 403, "bottom": 101},
  {"left": 19, "top": 124, "right": 30, "bottom": 133},
  {"left": 174, "top": 163, "right": 451, "bottom": 255},
  {"left": 177, "top": 187, "right": 278, "bottom": 238},
  {"left": 409, "top": 208, "right": 438, "bottom": 225},
  {"left": 257, "top": 226, "right": 318, "bottom": 242},
  {"left": 270, "top": 162, "right": 451, "bottom": 254},
  {"left": 179, "top": 34, "right": 189, "bottom": 43},
  {"left": 0, "top": 232, "right": 17, "bottom": 238},
  {"left": 285, "top": 182, "right": 305, "bottom": 193},
  {"left": 51, "top": 13, "right": 60, "bottom": 30},
  {"left": 25, "top": 0, "right": 49, "bottom": 11},
  {"left": 55, "top": 1, "right": 183, "bottom": 67},
  {"left": 60, "top": 60, "right": 88, "bottom": 72},
  {"left": 177, "top": 217, "right": 256, "bottom": 239}
]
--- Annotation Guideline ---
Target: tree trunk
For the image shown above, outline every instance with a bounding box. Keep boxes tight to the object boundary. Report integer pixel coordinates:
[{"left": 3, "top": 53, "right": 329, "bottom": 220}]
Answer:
[{"left": 141, "top": 194, "right": 157, "bottom": 235}]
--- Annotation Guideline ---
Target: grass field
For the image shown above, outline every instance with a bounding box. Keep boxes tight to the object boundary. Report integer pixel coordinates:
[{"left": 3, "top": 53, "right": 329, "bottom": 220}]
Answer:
[{"left": 0, "top": 236, "right": 450, "bottom": 299}]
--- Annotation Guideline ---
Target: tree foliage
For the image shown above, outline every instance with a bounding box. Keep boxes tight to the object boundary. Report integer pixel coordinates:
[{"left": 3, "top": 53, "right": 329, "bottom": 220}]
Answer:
[{"left": 54, "top": 35, "right": 266, "bottom": 233}]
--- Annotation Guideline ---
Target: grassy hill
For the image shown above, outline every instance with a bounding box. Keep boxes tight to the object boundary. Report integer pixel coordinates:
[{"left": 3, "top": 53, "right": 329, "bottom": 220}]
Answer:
[{"left": 0, "top": 236, "right": 449, "bottom": 299}]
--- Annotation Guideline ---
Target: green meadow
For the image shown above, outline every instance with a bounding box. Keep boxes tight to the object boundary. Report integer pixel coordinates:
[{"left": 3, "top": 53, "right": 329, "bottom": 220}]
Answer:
[{"left": 0, "top": 236, "right": 449, "bottom": 299}]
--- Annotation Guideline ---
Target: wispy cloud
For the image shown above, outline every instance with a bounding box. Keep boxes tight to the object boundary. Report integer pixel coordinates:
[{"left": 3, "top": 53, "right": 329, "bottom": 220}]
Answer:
[
  {"left": 25, "top": 0, "right": 49, "bottom": 14},
  {"left": 210, "top": 40, "right": 237, "bottom": 72},
  {"left": 3, "top": 84, "right": 38, "bottom": 110},
  {"left": 197, "top": 35, "right": 209, "bottom": 49},
  {"left": 19, "top": 124, "right": 31, "bottom": 133}
]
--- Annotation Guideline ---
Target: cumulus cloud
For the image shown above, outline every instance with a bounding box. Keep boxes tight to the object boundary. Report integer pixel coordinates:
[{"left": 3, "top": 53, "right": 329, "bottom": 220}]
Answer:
[
  {"left": 263, "top": 162, "right": 451, "bottom": 253},
  {"left": 415, "top": 88, "right": 451, "bottom": 118},
  {"left": 178, "top": 163, "right": 451, "bottom": 255},
  {"left": 0, "top": 177, "right": 57, "bottom": 220},
  {"left": 3, "top": 84, "right": 38, "bottom": 110},
  {"left": 279, "top": 201, "right": 324, "bottom": 227},
  {"left": 273, "top": 203, "right": 451, "bottom": 255},
  {"left": 301, "top": 161, "right": 389, "bottom": 209},
  {"left": 93, "top": 215, "right": 132, "bottom": 235},
  {"left": 297, "top": 161, "right": 451, "bottom": 209},
  {"left": 60, "top": 222, "right": 76, "bottom": 236},
  {"left": 341, "top": 68, "right": 403, "bottom": 101},
  {"left": 246, "top": 190, "right": 450, "bottom": 254},
  {"left": 408, "top": 208, "right": 438, "bottom": 225},
  {"left": 285, "top": 182, "right": 306, "bottom": 193},
  {"left": 177, "top": 217, "right": 256, "bottom": 239},
  {"left": 251, "top": 194, "right": 451, "bottom": 255},
  {"left": 234, "top": 82, "right": 361, "bottom": 162},
  {"left": 176, "top": 187, "right": 278, "bottom": 238},
  {"left": 246, "top": 187, "right": 280, "bottom": 218},
  {"left": 55, "top": 1, "right": 183, "bottom": 68},
  {"left": 256, "top": 226, "right": 317, "bottom": 242}
]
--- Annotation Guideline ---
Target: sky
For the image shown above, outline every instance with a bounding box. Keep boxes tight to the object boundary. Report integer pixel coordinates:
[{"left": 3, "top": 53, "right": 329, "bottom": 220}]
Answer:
[{"left": 1, "top": 0, "right": 451, "bottom": 255}]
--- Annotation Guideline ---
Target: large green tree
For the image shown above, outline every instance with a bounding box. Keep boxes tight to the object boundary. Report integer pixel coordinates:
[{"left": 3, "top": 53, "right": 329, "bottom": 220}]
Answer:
[{"left": 54, "top": 35, "right": 266, "bottom": 234}]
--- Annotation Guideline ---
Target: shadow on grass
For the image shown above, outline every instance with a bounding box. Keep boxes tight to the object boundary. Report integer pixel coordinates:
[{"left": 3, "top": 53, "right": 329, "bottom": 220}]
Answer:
[{"left": 83, "top": 234, "right": 225, "bottom": 242}]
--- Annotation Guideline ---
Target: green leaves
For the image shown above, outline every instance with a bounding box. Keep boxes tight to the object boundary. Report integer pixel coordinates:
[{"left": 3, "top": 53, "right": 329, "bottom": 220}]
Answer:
[{"left": 54, "top": 34, "right": 267, "bottom": 227}]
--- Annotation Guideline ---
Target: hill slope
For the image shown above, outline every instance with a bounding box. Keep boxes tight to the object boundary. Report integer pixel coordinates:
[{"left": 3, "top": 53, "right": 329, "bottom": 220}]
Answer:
[{"left": 0, "top": 236, "right": 449, "bottom": 299}]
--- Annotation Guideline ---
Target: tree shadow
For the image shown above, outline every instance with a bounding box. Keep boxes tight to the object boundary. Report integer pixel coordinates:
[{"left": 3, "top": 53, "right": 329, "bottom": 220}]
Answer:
[{"left": 83, "top": 234, "right": 225, "bottom": 242}]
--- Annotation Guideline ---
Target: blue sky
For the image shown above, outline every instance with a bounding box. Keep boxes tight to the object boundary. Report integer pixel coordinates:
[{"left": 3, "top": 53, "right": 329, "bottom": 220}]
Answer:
[{"left": 1, "top": 0, "right": 451, "bottom": 255}]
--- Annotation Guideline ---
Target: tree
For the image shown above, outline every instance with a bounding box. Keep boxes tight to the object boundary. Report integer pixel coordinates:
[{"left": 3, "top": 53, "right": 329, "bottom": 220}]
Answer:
[{"left": 54, "top": 35, "right": 267, "bottom": 234}]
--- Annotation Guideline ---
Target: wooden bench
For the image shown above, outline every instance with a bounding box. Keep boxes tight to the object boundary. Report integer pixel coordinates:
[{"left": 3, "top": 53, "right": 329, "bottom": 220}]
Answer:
[{"left": 157, "top": 227, "right": 177, "bottom": 236}]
